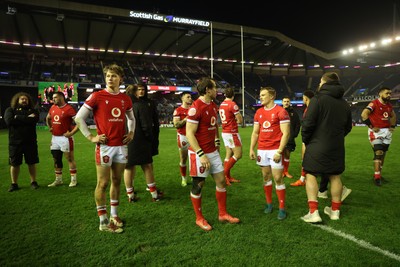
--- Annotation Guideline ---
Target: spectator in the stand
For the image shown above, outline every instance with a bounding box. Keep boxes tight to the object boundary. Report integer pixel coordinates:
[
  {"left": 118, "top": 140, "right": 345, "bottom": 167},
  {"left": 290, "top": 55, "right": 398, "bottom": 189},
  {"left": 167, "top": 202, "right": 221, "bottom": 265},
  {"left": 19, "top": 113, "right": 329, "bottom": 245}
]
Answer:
[
  {"left": 281, "top": 96, "right": 300, "bottom": 179},
  {"left": 4, "top": 92, "right": 40, "bottom": 192},
  {"left": 124, "top": 84, "right": 163, "bottom": 202},
  {"left": 173, "top": 91, "right": 193, "bottom": 186},
  {"left": 219, "top": 86, "right": 243, "bottom": 185}
]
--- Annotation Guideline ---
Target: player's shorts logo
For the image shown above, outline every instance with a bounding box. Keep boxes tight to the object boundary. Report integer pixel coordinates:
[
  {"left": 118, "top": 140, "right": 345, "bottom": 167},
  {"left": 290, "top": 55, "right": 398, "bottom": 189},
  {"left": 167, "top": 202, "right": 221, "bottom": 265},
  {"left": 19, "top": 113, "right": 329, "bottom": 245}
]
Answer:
[
  {"left": 257, "top": 155, "right": 261, "bottom": 162},
  {"left": 103, "top": 155, "right": 110, "bottom": 163},
  {"left": 199, "top": 166, "right": 205, "bottom": 173}
]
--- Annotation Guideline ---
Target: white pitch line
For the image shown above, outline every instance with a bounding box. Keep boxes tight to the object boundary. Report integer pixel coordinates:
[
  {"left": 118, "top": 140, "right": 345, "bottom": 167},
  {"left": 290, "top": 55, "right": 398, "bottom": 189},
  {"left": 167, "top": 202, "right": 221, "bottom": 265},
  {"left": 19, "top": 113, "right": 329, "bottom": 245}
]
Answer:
[{"left": 314, "top": 224, "right": 400, "bottom": 262}]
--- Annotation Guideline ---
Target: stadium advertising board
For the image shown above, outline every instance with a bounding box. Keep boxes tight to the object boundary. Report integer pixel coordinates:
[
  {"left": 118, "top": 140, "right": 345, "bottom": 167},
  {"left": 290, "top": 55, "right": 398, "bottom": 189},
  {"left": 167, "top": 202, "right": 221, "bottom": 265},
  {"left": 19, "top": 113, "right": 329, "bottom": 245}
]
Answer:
[
  {"left": 129, "top": 11, "right": 210, "bottom": 27},
  {"left": 147, "top": 85, "right": 192, "bottom": 92},
  {"left": 38, "top": 82, "right": 78, "bottom": 104}
]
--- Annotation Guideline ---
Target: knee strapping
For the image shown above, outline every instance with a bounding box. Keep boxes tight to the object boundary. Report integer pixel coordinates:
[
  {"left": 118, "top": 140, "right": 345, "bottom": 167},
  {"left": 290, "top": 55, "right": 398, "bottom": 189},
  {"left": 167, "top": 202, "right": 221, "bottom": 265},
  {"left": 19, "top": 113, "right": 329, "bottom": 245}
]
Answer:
[
  {"left": 51, "top": 150, "right": 63, "bottom": 168},
  {"left": 191, "top": 177, "right": 205, "bottom": 195},
  {"left": 373, "top": 150, "right": 384, "bottom": 161}
]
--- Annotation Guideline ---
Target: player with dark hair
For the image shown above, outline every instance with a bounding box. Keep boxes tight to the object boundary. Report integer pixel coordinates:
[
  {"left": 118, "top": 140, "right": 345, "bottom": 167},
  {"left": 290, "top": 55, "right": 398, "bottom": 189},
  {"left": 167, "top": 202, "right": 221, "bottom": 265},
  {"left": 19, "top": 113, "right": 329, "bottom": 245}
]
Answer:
[
  {"left": 361, "top": 86, "right": 396, "bottom": 186},
  {"left": 4, "top": 92, "right": 40, "bottom": 191},
  {"left": 46, "top": 91, "right": 79, "bottom": 187},
  {"left": 186, "top": 77, "right": 240, "bottom": 231},
  {"left": 219, "top": 86, "right": 243, "bottom": 185},
  {"left": 301, "top": 72, "right": 352, "bottom": 223},
  {"left": 173, "top": 91, "right": 193, "bottom": 186},
  {"left": 281, "top": 96, "right": 300, "bottom": 179},
  {"left": 75, "top": 64, "right": 136, "bottom": 233},
  {"left": 291, "top": 90, "right": 314, "bottom": 186},
  {"left": 249, "top": 87, "right": 290, "bottom": 220}
]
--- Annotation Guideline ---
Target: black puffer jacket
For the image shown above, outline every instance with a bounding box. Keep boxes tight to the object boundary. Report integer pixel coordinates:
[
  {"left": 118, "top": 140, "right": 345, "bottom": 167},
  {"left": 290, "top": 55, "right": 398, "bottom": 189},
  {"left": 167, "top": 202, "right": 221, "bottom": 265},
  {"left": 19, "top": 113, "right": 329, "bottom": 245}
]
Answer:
[{"left": 302, "top": 82, "right": 352, "bottom": 175}]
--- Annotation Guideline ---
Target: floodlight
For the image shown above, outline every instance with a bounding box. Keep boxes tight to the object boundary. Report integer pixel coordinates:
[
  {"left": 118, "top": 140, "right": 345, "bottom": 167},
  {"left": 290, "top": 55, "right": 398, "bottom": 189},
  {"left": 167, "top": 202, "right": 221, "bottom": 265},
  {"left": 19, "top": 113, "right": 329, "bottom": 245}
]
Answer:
[
  {"left": 6, "top": 6, "right": 17, "bottom": 15},
  {"left": 56, "top": 14, "right": 64, "bottom": 21}
]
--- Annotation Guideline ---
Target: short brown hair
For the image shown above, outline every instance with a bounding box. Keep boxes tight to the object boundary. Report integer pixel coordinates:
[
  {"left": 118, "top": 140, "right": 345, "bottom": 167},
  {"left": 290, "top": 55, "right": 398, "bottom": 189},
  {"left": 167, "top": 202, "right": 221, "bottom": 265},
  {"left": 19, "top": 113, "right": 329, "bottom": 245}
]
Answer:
[
  {"left": 260, "top": 86, "right": 276, "bottom": 99},
  {"left": 224, "top": 87, "right": 235, "bottom": 98},
  {"left": 103, "top": 64, "right": 125, "bottom": 80}
]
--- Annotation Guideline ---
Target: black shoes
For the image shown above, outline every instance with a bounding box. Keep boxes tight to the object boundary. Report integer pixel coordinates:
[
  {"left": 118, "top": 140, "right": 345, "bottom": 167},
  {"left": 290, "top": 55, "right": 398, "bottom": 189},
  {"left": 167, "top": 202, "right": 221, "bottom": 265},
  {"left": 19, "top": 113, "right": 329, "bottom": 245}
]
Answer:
[
  {"left": 8, "top": 183, "right": 19, "bottom": 192},
  {"left": 8, "top": 181, "right": 39, "bottom": 191},
  {"left": 31, "top": 181, "right": 39, "bottom": 189},
  {"left": 373, "top": 178, "right": 382, "bottom": 186}
]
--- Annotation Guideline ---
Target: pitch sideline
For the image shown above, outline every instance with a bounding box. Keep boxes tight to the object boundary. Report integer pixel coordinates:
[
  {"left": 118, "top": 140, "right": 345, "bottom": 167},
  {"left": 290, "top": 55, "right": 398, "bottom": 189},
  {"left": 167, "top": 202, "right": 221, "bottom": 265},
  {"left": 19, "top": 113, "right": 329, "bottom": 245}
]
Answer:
[{"left": 314, "top": 224, "right": 400, "bottom": 262}]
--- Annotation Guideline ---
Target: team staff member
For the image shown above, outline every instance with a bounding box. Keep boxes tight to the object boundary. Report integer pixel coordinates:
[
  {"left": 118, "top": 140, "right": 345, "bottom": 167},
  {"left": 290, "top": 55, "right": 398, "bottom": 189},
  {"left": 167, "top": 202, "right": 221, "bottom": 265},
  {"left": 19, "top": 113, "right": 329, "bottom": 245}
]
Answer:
[
  {"left": 186, "top": 77, "right": 240, "bottom": 231},
  {"left": 173, "top": 91, "right": 193, "bottom": 186},
  {"left": 281, "top": 96, "right": 300, "bottom": 179},
  {"left": 47, "top": 92, "right": 79, "bottom": 187},
  {"left": 75, "top": 64, "right": 135, "bottom": 233},
  {"left": 219, "top": 87, "right": 243, "bottom": 185},
  {"left": 124, "top": 84, "right": 162, "bottom": 202},
  {"left": 291, "top": 90, "right": 314, "bottom": 187},
  {"left": 4, "top": 92, "right": 40, "bottom": 192},
  {"left": 361, "top": 87, "right": 396, "bottom": 186},
  {"left": 249, "top": 87, "right": 290, "bottom": 220}
]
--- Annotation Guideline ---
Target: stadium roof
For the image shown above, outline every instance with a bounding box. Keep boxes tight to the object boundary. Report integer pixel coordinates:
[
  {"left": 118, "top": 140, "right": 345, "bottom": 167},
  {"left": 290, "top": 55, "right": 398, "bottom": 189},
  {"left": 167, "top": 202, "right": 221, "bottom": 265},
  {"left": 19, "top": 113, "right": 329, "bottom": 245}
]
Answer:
[{"left": 1, "top": 0, "right": 400, "bottom": 74}]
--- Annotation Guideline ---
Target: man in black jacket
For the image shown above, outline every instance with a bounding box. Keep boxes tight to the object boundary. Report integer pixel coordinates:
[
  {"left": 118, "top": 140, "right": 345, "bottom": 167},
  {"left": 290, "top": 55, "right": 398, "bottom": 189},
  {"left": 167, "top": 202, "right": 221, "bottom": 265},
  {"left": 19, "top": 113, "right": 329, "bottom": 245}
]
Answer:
[
  {"left": 4, "top": 92, "right": 40, "bottom": 192},
  {"left": 281, "top": 96, "right": 300, "bottom": 178},
  {"left": 301, "top": 72, "right": 352, "bottom": 223}
]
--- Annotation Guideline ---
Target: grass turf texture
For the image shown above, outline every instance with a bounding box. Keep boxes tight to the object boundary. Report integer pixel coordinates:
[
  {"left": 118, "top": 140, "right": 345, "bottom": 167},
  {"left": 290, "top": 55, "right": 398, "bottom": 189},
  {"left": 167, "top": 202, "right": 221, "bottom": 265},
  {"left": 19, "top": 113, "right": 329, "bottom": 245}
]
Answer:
[{"left": 0, "top": 126, "right": 399, "bottom": 266}]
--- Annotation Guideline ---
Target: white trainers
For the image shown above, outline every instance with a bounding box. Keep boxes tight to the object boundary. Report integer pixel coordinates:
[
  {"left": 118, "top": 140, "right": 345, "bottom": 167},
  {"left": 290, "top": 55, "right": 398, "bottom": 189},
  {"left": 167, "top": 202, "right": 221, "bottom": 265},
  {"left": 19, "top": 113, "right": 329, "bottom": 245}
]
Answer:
[
  {"left": 301, "top": 210, "right": 322, "bottom": 223},
  {"left": 324, "top": 206, "right": 340, "bottom": 220},
  {"left": 318, "top": 190, "right": 328, "bottom": 199},
  {"left": 181, "top": 177, "right": 187, "bottom": 187},
  {"left": 48, "top": 179, "right": 63, "bottom": 187},
  {"left": 341, "top": 186, "right": 352, "bottom": 202},
  {"left": 69, "top": 179, "right": 77, "bottom": 187},
  {"left": 110, "top": 216, "right": 124, "bottom": 227},
  {"left": 99, "top": 222, "right": 123, "bottom": 233}
]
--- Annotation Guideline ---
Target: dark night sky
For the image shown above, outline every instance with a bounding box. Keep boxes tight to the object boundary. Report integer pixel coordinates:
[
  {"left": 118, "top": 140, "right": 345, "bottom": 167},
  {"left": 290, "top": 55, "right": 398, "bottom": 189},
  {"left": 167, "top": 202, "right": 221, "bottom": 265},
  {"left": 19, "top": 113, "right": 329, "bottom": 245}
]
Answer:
[{"left": 67, "top": 1, "right": 398, "bottom": 53}]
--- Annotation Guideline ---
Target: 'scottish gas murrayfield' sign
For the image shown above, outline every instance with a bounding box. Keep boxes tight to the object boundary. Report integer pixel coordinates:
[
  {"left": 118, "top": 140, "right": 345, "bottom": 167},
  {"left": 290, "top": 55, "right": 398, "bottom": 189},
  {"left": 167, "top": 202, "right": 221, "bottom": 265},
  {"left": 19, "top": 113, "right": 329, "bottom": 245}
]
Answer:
[{"left": 129, "top": 11, "right": 210, "bottom": 27}]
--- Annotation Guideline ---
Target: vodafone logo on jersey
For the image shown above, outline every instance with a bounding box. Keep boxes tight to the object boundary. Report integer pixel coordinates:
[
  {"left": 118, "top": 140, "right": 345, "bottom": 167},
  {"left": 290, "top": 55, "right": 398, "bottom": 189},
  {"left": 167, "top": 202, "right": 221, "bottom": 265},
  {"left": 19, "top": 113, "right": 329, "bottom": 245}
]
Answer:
[
  {"left": 210, "top": 116, "right": 217, "bottom": 126},
  {"left": 108, "top": 108, "right": 123, "bottom": 122},
  {"left": 262, "top": 121, "right": 271, "bottom": 128},
  {"left": 111, "top": 108, "right": 121, "bottom": 118},
  {"left": 53, "top": 115, "right": 61, "bottom": 125}
]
